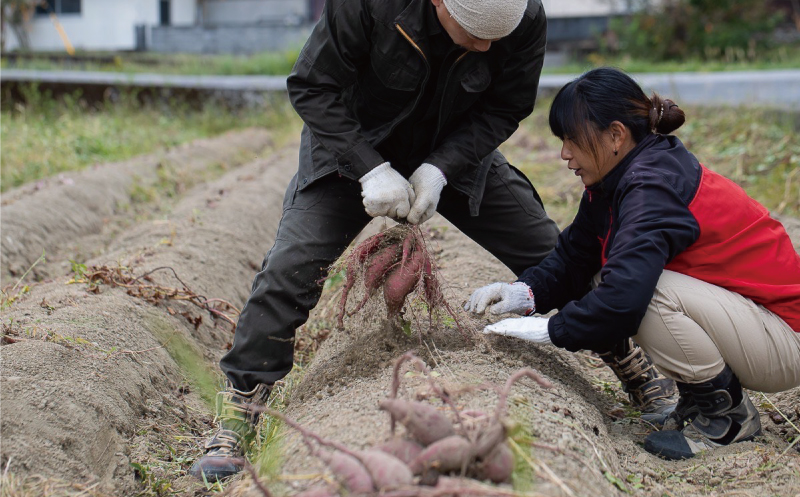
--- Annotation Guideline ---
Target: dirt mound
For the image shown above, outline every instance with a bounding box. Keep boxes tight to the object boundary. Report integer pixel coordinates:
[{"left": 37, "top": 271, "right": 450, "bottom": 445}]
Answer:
[
  {"left": 1, "top": 128, "right": 273, "bottom": 283},
  {"left": 1, "top": 140, "right": 297, "bottom": 494},
  {"left": 2, "top": 130, "right": 799, "bottom": 497}
]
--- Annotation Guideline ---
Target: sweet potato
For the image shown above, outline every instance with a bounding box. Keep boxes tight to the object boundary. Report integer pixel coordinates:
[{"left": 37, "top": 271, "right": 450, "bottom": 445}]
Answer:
[
  {"left": 379, "top": 398, "right": 455, "bottom": 446},
  {"left": 409, "top": 435, "right": 473, "bottom": 475},
  {"left": 472, "top": 421, "right": 506, "bottom": 459},
  {"left": 473, "top": 442, "right": 514, "bottom": 483},
  {"left": 357, "top": 448, "right": 414, "bottom": 489},
  {"left": 383, "top": 247, "right": 425, "bottom": 316},
  {"left": 348, "top": 244, "right": 402, "bottom": 313},
  {"left": 317, "top": 448, "right": 374, "bottom": 494},
  {"left": 376, "top": 438, "right": 424, "bottom": 465}
]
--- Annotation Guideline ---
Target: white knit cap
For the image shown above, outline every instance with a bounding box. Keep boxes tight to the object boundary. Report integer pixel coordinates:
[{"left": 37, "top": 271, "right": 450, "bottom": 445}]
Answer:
[{"left": 443, "top": 0, "right": 528, "bottom": 40}]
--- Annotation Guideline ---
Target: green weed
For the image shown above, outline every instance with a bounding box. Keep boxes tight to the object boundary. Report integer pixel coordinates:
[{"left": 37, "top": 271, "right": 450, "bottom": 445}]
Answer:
[{"left": 0, "top": 85, "right": 300, "bottom": 191}]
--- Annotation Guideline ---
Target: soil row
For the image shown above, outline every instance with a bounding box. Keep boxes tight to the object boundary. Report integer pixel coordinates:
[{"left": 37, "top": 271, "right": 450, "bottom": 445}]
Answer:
[
  {"left": 0, "top": 139, "right": 296, "bottom": 494},
  {"left": 1, "top": 128, "right": 273, "bottom": 284}
]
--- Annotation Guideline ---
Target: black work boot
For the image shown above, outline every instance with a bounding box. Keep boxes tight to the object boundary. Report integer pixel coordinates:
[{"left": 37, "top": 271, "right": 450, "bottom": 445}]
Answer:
[
  {"left": 661, "top": 382, "right": 701, "bottom": 431},
  {"left": 644, "top": 365, "right": 761, "bottom": 460},
  {"left": 598, "top": 338, "right": 678, "bottom": 425},
  {"left": 189, "top": 382, "right": 271, "bottom": 481}
]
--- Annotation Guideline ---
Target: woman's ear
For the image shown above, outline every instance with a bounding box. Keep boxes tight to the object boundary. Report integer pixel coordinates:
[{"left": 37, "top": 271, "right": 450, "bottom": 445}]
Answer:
[{"left": 609, "top": 121, "right": 629, "bottom": 152}]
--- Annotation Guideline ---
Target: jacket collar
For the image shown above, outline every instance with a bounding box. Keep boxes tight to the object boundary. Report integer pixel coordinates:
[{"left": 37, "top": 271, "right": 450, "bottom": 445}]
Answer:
[
  {"left": 395, "top": 0, "right": 442, "bottom": 42},
  {"left": 587, "top": 133, "right": 658, "bottom": 200}
]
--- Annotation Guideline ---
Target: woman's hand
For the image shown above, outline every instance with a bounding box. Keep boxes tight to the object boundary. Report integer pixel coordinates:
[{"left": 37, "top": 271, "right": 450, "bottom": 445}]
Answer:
[
  {"left": 464, "top": 282, "right": 535, "bottom": 315},
  {"left": 483, "top": 316, "right": 552, "bottom": 344}
]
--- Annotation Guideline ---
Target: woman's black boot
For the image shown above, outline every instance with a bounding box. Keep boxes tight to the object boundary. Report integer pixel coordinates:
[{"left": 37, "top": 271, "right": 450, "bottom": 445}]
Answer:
[{"left": 644, "top": 365, "right": 761, "bottom": 460}]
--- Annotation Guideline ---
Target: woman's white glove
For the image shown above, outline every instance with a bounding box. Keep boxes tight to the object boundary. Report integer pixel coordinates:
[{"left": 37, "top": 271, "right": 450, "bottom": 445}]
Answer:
[
  {"left": 359, "top": 162, "right": 416, "bottom": 219},
  {"left": 463, "top": 282, "right": 535, "bottom": 316},
  {"left": 483, "top": 316, "right": 552, "bottom": 344},
  {"left": 407, "top": 163, "right": 447, "bottom": 225}
]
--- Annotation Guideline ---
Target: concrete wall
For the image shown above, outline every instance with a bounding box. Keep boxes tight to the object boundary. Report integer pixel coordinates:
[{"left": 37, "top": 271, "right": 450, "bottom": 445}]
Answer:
[
  {"left": 150, "top": 24, "right": 310, "bottom": 54},
  {"left": 201, "top": 0, "right": 307, "bottom": 25},
  {"left": 5, "top": 0, "right": 157, "bottom": 51},
  {"left": 542, "top": 0, "right": 628, "bottom": 17},
  {"left": 171, "top": 0, "right": 198, "bottom": 25}
]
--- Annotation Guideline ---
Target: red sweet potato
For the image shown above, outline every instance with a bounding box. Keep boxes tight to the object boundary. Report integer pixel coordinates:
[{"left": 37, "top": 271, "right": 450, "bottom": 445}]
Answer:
[
  {"left": 472, "top": 421, "right": 506, "bottom": 459},
  {"left": 379, "top": 398, "right": 455, "bottom": 446},
  {"left": 409, "top": 435, "right": 473, "bottom": 475},
  {"left": 355, "top": 232, "right": 385, "bottom": 263},
  {"left": 317, "top": 448, "right": 374, "bottom": 493},
  {"left": 473, "top": 442, "right": 514, "bottom": 483},
  {"left": 383, "top": 247, "right": 425, "bottom": 316},
  {"left": 376, "top": 437, "right": 424, "bottom": 465},
  {"left": 348, "top": 243, "right": 403, "bottom": 316},
  {"left": 357, "top": 448, "right": 414, "bottom": 489}
]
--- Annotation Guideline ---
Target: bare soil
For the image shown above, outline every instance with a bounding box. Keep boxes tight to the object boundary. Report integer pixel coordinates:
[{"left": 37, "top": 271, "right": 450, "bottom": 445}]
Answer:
[{"left": 1, "top": 127, "right": 798, "bottom": 497}]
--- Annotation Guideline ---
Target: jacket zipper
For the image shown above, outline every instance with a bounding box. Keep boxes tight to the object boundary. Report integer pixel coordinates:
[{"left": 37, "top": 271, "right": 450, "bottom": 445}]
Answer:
[
  {"left": 432, "top": 50, "right": 468, "bottom": 146},
  {"left": 377, "top": 23, "right": 431, "bottom": 145}
]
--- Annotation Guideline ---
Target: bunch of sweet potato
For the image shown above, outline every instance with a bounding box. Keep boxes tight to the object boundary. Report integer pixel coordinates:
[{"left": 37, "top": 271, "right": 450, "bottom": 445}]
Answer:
[
  {"left": 336, "top": 225, "right": 458, "bottom": 330},
  {"left": 258, "top": 353, "right": 552, "bottom": 497}
]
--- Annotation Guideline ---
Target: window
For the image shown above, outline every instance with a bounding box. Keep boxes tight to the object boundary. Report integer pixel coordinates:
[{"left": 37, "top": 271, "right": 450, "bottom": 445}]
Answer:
[
  {"left": 36, "top": 0, "right": 81, "bottom": 15},
  {"left": 159, "top": 0, "right": 171, "bottom": 26}
]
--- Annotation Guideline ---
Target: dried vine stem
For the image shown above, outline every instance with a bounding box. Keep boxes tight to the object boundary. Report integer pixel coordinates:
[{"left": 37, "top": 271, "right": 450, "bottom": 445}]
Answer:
[{"left": 83, "top": 264, "right": 240, "bottom": 332}]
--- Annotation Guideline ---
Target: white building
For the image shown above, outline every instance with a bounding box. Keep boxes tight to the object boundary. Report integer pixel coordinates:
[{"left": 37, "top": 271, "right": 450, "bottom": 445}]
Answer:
[{"left": 3, "top": 0, "right": 628, "bottom": 53}]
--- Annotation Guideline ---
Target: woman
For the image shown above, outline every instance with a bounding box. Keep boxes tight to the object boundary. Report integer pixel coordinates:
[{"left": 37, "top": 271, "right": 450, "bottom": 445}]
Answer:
[{"left": 465, "top": 67, "right": 800, "bottom": 460}]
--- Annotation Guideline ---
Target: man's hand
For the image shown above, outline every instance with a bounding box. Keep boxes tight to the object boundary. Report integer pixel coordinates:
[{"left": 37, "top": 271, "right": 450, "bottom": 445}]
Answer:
[
  {"left": 483, "top": 316, "right": 552, "bottom": 344},
  {"left": 359, "top": 162, "right": 416, "bottom": 219},
  {"left": 407, "top": 163, "right": 447, "bottom": 224},
  {"left": 464, "top": 282, "right": 535, "bottom": 316}
]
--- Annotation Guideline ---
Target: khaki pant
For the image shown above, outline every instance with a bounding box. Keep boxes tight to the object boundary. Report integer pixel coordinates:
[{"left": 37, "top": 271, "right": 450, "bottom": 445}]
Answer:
[{"left": 633, "top": 270, "right": 800, "bottom": 392}]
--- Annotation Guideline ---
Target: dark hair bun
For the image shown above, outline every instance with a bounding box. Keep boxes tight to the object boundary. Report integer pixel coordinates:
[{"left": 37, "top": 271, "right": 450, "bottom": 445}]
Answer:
[{"left": 650, "top": 94, "right": 686, "bottom": 134}]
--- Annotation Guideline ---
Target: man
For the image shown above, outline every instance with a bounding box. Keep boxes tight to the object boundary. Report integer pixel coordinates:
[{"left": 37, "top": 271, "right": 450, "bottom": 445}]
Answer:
[{"left": 190, "top": 0, "right": 676, "bottom": 480}]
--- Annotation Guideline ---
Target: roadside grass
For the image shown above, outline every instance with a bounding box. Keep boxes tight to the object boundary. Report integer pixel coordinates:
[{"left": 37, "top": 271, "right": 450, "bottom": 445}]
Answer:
[
  {"left": 509, "top": 99, "right": 800, "bottom": 224},
  {"left": 0, "top": 49, "right": 300, "bottom": 76},
  {"left": 544, "top": 43, "right": 800, "bottom": 74},
  {"left": 0, "top": 85, "right": 301, "bottom": 192},
  {"left": 4, "top": 44, "right": 799, "bottom": 76}
]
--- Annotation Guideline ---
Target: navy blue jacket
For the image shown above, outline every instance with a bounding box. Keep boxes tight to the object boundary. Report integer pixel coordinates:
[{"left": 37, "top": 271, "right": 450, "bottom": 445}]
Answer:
[{"left": 519, "top": 133, "right": 800, "bottom": 352}]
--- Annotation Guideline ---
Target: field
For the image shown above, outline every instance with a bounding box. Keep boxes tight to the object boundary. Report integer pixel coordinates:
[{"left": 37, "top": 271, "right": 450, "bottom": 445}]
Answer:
[{"left": 1, "top": 92, "right": 799, "bottom": 497}]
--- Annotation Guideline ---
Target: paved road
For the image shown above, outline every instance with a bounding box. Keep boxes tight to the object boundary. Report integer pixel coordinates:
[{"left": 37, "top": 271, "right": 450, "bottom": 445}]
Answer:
[
  {"left": 540, "top": 70, "right": 800, "bottom": 110},
  {"left": 3, "top": 68, "right": 799, "bottom": 110}
]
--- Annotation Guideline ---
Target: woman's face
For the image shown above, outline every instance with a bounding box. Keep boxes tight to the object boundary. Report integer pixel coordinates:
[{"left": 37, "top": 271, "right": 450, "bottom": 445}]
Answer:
[
  {"left": 560, "top": 138, "right": 607, "bottom": 187},
  {"left": 560, "top": 123, "right": 632, "bottom": 187}
]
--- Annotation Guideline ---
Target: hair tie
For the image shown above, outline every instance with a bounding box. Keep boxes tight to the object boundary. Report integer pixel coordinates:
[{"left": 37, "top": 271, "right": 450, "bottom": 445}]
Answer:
[{"left": 652, "top": 102, "right": 664, "bottom": 134}]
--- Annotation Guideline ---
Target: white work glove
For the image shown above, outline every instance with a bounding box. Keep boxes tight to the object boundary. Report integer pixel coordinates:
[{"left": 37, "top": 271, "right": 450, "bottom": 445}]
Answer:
[
  {"left": 407, "top": 163, "right": 447, "bottom": 225},
  {"left": 464, "top": 282, "right": 535, "bottom": 316},
  {"left": 358, "top": 162, "right": 416, "bottom": 219},
  {"left": 483, "top": 316, "right": 552, "bottom": 345}
]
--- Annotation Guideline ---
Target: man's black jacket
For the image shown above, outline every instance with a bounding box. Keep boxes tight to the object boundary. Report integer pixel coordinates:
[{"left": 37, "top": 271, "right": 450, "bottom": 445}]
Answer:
[{"left": 287, "top": 0, "right": 546, "bottom": 215}]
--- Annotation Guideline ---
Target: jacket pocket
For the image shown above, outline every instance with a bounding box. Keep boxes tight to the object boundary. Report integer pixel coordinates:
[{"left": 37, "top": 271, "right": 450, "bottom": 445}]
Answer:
[
  {"left": 361, "top": 50, "right": 421, "bottom": 110},
  {"left": 460, "top": 63, "right": 492, "bottom": 93}
]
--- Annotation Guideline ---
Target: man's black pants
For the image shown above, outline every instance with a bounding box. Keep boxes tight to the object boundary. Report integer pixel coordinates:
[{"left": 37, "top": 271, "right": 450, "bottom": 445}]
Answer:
[{"left": 220, "top": 163, "right": 560, "bottom": 391}]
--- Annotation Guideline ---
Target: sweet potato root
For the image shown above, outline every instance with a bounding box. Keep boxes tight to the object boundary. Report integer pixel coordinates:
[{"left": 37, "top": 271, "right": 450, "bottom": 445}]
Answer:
[
  {"left": 379, "top": 398, "right": 455, "bottom": 446},
  {"left": 357, "top": 448, "right": 414, "bottom": 489},
  {"left": 473, "top": 442, "right": 514, "bottom": 483},
  {"left": 376, "top": 438, "right": 424, "bottom": 465},
  {"left": 383, "top": 247, "right": 425, "bottom": 317},
  {"left": 334, "top": 224, "right": 465, "bottom": 333},
  {"left": 317, "top": 448, "right": 375, "bottom": 493},
  {"left": 409, "top": 435, "right": 473, "bottom": 475}
]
